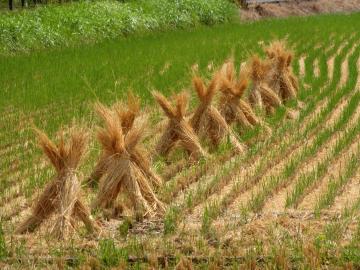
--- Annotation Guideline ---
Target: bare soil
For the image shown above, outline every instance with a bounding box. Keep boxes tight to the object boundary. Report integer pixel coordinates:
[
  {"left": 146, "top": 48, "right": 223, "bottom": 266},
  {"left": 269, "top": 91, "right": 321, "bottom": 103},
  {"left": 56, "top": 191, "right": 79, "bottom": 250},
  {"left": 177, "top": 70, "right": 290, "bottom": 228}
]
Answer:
[{"left": 241, "top": 0, "right": 360, "bottom": 20}]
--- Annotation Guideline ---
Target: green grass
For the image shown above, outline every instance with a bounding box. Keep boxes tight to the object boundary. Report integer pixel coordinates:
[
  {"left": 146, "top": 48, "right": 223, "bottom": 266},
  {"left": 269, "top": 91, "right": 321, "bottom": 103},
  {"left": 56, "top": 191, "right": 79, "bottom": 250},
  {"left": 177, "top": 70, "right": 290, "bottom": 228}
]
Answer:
[
  {"left": 314, "top": 150, "right": 360, "bottom": 215},
  {"left": 0, "top": 0, "right": 234, "bottom": 54},
  {"left": 1, "top": 13, "right": 360, "bottom": 113}
]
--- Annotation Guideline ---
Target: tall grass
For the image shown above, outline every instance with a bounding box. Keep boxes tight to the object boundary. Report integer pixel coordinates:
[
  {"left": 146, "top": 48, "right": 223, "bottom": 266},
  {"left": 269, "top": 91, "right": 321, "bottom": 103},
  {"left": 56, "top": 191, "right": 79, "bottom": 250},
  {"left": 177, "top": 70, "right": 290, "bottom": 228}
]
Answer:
[{"left": 0, "top": 0, "right": 234, "bottom": 54}]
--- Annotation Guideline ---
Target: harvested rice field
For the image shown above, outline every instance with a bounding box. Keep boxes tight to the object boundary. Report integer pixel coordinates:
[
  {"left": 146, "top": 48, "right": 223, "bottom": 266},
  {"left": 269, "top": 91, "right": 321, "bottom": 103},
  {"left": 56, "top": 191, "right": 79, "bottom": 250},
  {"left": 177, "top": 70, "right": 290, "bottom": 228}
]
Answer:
[{"left": 1, "top": 12, "right": 360, "bottom": 269}]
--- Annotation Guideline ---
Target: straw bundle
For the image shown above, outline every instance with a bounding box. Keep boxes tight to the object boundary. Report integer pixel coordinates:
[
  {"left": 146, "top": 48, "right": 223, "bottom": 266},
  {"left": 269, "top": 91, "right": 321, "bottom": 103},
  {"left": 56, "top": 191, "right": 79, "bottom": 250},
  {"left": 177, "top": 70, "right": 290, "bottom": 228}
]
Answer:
[
  {"left": 265, "top": 41, "right": 298, "bottom": 101},
  {"left": 92, "top": 103, "right": 165, "bottom": 218},
  {"left": 248, "top": 55, "right": 283, "bottom": 114},
  {"left": 114, "top": 92, "right": 141, "bottom": 134},
  {"left": 190, "top": 73, "right": 245, "bottom": 153},
  {"left": 16, "top": 127, "right": 98, "bottom": 239},
  {"left": 219, "top": 60, "right": 260, "bottom": 129},
  {"left": 153, "top": 91, "right": 206, "bottom": 160},
  {"left": 88, "top": 96, "right": 162, "bottom": 189}
]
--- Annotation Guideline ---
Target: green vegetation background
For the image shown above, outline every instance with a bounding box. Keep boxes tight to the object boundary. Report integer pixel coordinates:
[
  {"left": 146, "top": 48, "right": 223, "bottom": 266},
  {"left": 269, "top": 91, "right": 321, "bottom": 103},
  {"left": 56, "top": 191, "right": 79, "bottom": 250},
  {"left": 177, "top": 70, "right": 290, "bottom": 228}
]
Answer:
[{"left": 0, "top": 0, "right": 234, "bottom": 54}]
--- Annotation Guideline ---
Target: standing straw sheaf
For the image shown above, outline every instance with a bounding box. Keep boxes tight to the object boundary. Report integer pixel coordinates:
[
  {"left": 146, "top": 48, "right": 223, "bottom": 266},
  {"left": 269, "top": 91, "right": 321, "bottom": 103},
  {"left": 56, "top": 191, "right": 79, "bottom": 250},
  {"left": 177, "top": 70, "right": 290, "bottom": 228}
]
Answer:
[
  {"left": 93, "top": 103, "right": 165, "bottom": 218},
  {"left": 190, "top": 73, "right": 245, "bottom": 153},
  {"left": 87, "top": 94, "right": 140, "bottom": 186},
  {"left": 219, "top": 60, "right": 260, "bottom": 129},
  {"left": 16, "top": 127, "right": 98, "bottom": 239},
  {"left": 153, "top": 91, "right": 206, "bottom": 160},
  {"left": 249, "top": 55, "right": 298, "bottom": 119},
  {"left": 265, "top": 41, "right": 299, "bottom": 101},
  {"left": 88, "top": 95, "right": 162, "bottom": 188},
  {"left": 248, "top": 55, "right": 282, "bottom": 114}
]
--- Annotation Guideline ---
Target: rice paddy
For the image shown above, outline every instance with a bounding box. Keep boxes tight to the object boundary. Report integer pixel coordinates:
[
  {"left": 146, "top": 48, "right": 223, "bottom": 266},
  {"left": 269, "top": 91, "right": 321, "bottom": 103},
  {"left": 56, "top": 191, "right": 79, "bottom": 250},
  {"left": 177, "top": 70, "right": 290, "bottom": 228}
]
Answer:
[{"left": 1, "top": 12, "right": 360, "bottom": 269}]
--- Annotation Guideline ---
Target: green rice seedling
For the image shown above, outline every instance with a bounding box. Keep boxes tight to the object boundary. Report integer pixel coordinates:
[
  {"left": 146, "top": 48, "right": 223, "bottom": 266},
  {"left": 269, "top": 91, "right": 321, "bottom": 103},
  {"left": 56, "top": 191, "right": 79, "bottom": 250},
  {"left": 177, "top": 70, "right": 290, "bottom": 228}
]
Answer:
[
  {"left": 98, "top": 239, "right": 128, "bottom": 268},
  {"left": 163, "top": 206, "right": 180, "bottom": 235},
  {"left": 314, "top": 153, "right": 358, "bottom": 215},
  {"left": 0, "top": 221, "right": 7, "bottom": 260},
  {"left": 320, "top": 196, "right": 360, "bottom": 244},
  {"left": 201, "top": 202, "right": 219, "bottom": 237},
  {"left": 118, "top": 217, "right": 134, "bottom": 238},
  {"left": 286, "top": 47, "right": 360, "bottom": 207},
  {"left": 256, "top": 88, "right": 360, "bottom": 211},
  {"left": 351, "top": 218, "right": 360, "bottom": 244}
]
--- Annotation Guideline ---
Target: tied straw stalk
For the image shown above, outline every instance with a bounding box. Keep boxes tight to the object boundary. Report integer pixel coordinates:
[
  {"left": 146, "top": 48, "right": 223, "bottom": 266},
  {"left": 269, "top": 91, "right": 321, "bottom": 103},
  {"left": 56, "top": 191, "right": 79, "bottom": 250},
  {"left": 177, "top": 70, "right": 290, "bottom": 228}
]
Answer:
[
  {"left": 219, "top": 60, "right": 262, "bottom": 129},
  {"left": 190, "top": 72, "right": 245, "bottom": 153},
  {"left": 265, "top": 40, "right": 299, "bottom": 101},
  {"left": 153, "top": 91, "right": 207, "bottom": 161},
  {"left": 249, "top": 56, "right": 297, "bottom": 119},
  {"left": 16, "top": 126, "right": 98, "bottom": 239},
  {"left": 88, "top": 94, "right": 162, "bottom": 188},
  {"left": 92, "top": 103, "right": 165, "bottom": 218}
]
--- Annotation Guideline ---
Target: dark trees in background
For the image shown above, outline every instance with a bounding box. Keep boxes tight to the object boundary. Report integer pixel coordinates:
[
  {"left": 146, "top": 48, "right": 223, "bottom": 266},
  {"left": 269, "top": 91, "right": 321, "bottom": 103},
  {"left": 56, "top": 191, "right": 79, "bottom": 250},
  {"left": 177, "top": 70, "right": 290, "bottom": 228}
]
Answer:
[{"left": 9, "top": 0, "right": 13, "bottom": 10}]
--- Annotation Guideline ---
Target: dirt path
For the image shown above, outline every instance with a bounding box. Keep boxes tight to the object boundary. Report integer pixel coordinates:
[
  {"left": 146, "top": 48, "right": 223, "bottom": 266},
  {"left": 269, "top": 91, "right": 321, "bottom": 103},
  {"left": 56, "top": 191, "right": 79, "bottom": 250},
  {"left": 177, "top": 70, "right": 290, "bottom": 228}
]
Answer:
[
  {"left": 299, "top": 55, "right": 306, "bottom": 77},
  {"left": 240, "top": 0, "right": 360, "bottom": 21},
  {"left": 313, "top": 58, "right": 320, "bottom": 78}
]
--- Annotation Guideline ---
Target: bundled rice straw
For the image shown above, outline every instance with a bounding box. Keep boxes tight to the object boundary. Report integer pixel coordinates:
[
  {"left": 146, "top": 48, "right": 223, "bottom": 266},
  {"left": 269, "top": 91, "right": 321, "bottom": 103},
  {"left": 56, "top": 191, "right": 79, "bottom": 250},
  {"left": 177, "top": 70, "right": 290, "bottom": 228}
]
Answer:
[
  {"left": 88, "top": 94, "right": 162, "bottom": 188},
  {"left": 190, "top": 72, "right": 245, "bottom": 153},
  {"left": 249, "top": 55, "right": 298, "bottom": 119},
  {"left": 248, "top": 55, "right": 283, "bottom": 114},
  {"left": 153, "top": 91, "right": 206, "bottom": 160},
  {"left": 219, "top": 60, "right": 260, "bottom": 129},
  {"left": 92, "top": 103, "right": 165, "bottom": 218},
  {"left": 16, "top": 127, "right": 98, "bottom": 239},
  {"left": 265, "top": 40, "right": 299, "bottom": 101},
  {"left": 114, "top": 92, "right": 141, "bottom": 134}
]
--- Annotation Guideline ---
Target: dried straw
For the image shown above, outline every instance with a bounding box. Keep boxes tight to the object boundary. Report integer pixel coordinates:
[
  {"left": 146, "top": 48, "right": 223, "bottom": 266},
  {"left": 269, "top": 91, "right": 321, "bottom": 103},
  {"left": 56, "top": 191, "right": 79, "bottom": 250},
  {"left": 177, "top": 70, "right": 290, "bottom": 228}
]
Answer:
[
  {"left": 16, "top": 127, "right": 98, "bottom": 239},
  {"left": 265, "top": 40, "right": 298, "bottom": 101},
  {"left": 88, "top": 95, "right": 162, "bottom": 188},
  {"left": 153, "top": 91, "right": 206, "bottom": 160},
  {"left": 219, "top": 60, "right": 260, "bottom": 129},
  {"left": 249, "top": 55, "right": 298, "bottom": 119},
  {"left": 190, "top": 72, "right": 245, "bottom": 153},
  {"left": 92, "top": 103, "right": 165, "bottom": 218},
  {"left": 248, "top": 55, "right": 283, "bottom": 113}
]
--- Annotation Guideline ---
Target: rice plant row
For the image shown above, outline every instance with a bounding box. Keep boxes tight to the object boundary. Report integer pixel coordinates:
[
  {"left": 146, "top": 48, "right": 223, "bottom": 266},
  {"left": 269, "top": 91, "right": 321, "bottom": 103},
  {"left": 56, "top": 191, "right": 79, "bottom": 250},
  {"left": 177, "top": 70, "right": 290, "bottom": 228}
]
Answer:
[{"left": 193, "top": 39, "right": 358, "bottom": 224}]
